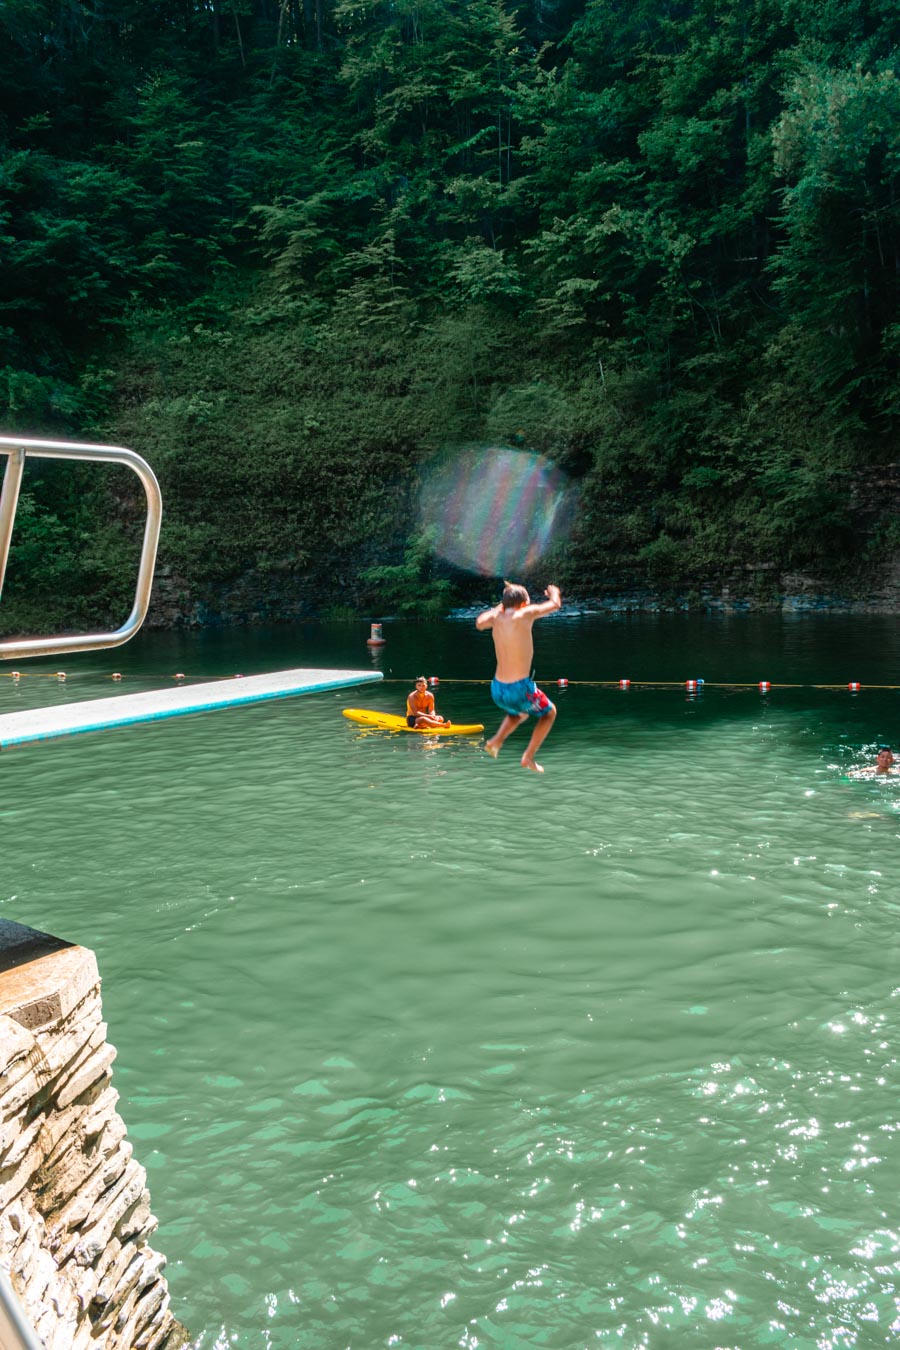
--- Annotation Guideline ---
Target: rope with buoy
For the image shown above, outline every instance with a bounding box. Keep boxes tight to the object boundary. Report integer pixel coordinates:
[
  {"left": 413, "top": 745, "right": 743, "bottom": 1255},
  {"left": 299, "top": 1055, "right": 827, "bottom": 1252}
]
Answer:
[
  {"left": 373, "top": 677, "right": 889, "bottom": 690},
  {"left": 0, "top": 673, "right": 893, "bottom": 690}
]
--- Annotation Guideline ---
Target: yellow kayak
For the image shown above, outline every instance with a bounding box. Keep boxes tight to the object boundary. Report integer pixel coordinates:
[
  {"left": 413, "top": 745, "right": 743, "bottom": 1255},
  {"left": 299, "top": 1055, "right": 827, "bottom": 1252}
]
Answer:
[{"left": 342, "top": 709, "right": 484, "bottom": 735}]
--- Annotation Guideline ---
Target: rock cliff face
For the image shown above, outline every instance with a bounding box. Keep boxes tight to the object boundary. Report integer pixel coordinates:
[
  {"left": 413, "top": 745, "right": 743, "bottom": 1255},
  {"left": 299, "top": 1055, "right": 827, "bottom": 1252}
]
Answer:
[
  {"left": 143, "top": 560, "right": 900, "bottom": 626},
  {"left": 140, "top": 465, "right": 900, "bottom": 626},
  {"left": 0, "top": 923, "right": 187, "bottom": 1350}
]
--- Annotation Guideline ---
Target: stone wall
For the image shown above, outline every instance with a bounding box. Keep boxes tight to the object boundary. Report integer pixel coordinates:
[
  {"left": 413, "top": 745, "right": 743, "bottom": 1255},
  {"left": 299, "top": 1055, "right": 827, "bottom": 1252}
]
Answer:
[{"left": 0, "top": 921, "right": 188, "bottom": 1350}]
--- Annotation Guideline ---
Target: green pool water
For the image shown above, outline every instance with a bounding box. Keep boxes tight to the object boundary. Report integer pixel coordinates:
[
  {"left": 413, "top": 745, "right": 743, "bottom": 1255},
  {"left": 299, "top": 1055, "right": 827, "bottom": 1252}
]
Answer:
[{"left": 3, "top": 613, "right": 900, "bottom": 1349}]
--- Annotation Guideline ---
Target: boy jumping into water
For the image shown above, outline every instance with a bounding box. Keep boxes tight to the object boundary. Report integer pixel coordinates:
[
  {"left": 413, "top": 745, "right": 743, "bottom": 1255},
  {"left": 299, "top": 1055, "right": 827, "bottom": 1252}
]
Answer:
[
  {"left": 406, "top": 676, "right": 451, "bottom": 729},
  {"left": 476, "top": 581, "right": 562, "bottom": 772}
]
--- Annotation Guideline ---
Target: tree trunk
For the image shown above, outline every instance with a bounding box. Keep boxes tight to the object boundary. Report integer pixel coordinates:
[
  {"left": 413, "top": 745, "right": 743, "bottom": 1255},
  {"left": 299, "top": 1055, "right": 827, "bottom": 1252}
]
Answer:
[{"left": 231, "top": 1, "right": 246, "bottom": 67}]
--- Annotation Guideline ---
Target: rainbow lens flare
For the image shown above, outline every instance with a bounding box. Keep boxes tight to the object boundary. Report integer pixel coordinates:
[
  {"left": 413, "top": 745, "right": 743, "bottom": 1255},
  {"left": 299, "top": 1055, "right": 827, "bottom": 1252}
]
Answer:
[{"left": 419, "top": 447, "right": 573, "bottom": 577}]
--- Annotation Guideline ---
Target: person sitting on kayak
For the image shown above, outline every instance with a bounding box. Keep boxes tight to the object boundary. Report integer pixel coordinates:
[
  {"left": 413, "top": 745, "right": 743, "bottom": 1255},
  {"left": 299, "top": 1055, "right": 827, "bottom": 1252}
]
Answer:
[{"left": 406, "top": 676, "right": 451, "bottom": 728}]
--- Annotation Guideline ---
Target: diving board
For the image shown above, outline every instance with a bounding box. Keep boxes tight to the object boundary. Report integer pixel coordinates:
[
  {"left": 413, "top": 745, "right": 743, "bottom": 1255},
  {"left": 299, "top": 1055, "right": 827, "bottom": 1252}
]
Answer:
[{"left": 0, "top": 667, "right": 382, "bottom": 748}]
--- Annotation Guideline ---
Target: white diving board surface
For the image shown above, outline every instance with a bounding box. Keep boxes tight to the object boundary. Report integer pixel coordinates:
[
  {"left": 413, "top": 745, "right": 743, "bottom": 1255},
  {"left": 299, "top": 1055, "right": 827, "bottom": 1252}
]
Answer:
[{"left": 0, "top": 668, "right": 383, "bottom": 748}]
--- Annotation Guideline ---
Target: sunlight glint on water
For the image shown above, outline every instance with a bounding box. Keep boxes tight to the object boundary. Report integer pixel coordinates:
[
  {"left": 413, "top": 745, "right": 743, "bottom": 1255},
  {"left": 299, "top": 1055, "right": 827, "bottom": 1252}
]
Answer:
[{"left": 2, "top": 616, "right": 899, "bottom": 1349}]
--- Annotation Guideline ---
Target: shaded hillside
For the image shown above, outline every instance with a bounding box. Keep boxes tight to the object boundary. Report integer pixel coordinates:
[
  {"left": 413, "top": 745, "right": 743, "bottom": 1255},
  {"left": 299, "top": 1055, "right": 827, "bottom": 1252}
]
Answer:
[{"left": 0, "top": 0, "right": 898, "bottom": 627}]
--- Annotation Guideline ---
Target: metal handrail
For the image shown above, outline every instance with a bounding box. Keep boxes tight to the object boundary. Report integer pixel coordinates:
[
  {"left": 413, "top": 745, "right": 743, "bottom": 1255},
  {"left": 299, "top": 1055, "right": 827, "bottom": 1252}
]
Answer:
[
  {"left": 0, "top": 436, "right": 162, "bottom": 1350},
  {"left": 0, "top": 1267, "right": 45, "bottom": 1350},
  {"left": 0, "top": 437, "right": 162, "bottom": 661}
]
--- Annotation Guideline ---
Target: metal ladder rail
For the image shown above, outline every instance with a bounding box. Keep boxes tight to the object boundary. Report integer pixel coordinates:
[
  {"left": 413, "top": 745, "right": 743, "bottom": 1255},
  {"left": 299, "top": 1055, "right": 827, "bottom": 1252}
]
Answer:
[
  {"left": 0, "top": 437, "right": 162, "bottom": 661},
  {"left": 0, "top": 1267, "right": 45, "bottom": 1350},
  {"left": 0, "top": 435, "right": 162, "bottom": 1346}
]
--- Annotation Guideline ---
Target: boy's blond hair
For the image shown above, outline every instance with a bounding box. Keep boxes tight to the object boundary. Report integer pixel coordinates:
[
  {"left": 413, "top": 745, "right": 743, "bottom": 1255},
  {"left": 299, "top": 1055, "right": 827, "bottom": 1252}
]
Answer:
[{"left": 501, "top": 582, "right": 530, "bottom": 609}]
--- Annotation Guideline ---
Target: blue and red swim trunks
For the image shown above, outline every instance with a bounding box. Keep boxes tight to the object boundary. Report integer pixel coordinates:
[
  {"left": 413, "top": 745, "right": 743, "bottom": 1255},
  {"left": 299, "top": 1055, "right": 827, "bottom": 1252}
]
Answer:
[{"left": 491, "top": 676, "right": 554, "bottom": 719}]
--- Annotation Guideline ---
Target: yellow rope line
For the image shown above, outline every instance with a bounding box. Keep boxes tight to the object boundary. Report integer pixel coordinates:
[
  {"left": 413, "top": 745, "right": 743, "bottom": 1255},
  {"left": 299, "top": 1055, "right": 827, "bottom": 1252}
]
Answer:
[
  {"left": 1, "top": 674, "right": 894, "bottom": 689},
  {"left": 377, "top": 677, "right": 891, "bottom": 689}
]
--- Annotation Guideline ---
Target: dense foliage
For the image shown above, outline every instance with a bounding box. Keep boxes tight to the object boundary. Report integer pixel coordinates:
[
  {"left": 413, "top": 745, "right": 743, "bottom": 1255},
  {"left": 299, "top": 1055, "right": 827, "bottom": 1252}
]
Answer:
[{"left": 1, "top": 0, "right": 898, "bottom": 624}]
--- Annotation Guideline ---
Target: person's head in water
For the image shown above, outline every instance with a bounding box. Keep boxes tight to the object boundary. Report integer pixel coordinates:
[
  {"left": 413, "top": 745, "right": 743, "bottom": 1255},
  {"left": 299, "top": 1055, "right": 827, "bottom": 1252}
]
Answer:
[
  {"left": 501, "top": 582, "right": 530, "bottom": 609},
  {"left": 876, "top": 745, "right": 895, "bottom": 772}
]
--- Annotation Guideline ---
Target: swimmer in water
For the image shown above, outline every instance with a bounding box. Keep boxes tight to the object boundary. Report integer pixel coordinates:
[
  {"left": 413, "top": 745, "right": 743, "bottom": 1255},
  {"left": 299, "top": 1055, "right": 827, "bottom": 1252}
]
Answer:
[
  {"left": 847, "top": 744, "right": 897, "bottom": 781},
  {"left": 476, "top": 580, "right": 561, "bottom": 772},
  {"left": 875, "top": 745, "right": 895, "bottom": 774},
  {"left": 406, "top": 676, "right": 451, "bottom": 729}
]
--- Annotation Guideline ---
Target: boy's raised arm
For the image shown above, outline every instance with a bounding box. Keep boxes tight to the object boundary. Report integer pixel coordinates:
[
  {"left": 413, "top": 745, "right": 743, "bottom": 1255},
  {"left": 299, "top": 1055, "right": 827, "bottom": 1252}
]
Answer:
[
  {"left": 525, "top": 584, "right": 562, "bottom": 619},
  {"left": 475, "top": 604, "right": 500, "bottom": 630}
]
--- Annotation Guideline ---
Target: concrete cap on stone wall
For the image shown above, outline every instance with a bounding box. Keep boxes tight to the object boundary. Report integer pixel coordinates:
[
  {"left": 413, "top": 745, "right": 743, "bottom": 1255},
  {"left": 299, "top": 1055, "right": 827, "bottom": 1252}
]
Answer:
[{"left": 0, "top": 921, "right": 99, "bottom": 1030}]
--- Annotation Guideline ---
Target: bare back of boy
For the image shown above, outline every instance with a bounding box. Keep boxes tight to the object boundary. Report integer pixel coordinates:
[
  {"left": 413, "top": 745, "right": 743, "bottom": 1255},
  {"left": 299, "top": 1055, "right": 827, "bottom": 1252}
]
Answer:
[{"left": 487, "top": 606, "right": 540, "bottom": 682}]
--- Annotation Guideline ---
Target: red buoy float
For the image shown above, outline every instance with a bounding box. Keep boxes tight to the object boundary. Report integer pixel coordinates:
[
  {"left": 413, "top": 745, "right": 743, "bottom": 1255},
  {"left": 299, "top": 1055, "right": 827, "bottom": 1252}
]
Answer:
[
  {"left": 759, "top": 681, "right": 771, "bottom": 693},
  {"left": 685, "top": 679, "right": 699, "bottom": 691},
  {"left": 112, "top": 672, "right": 122, "bottom": 681},
  {"left": 848, "top": 681, "right": 861, "bottom": 692},
  {"left": 557, "top": 677, "right": 568, "bottom": 689},
  {"left": 367, "top": 623, "right": 386, "bottom": 648},
  {"left": 428, "top": 675, "right": 439, "bottom": 687},
  {"left": 619, "top": 678, "right": 630, "bottom": 690}
]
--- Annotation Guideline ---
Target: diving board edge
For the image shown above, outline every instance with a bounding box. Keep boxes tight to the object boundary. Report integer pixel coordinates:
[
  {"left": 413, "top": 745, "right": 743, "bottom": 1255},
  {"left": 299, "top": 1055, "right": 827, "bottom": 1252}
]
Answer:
[{"left": 0, "top": 668, "right": 383, "bottom": 747}]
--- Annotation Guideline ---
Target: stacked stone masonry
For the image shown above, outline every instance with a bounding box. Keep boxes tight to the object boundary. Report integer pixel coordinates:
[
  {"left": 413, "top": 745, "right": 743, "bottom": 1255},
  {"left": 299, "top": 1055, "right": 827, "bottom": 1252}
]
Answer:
[{"left": 0, "top": 935, "right": 188, "bottom": 1349}]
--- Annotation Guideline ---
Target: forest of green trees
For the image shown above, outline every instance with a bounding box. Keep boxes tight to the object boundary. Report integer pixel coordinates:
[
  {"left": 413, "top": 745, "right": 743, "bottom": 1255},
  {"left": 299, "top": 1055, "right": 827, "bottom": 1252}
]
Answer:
[{"left": 1, "top": 0, "right": 898, "bottom": 626}]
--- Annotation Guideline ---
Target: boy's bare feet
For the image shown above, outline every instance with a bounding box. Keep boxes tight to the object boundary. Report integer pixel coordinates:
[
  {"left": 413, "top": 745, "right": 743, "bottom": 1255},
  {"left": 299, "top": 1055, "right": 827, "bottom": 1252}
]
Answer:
[
  {"left": 485, "top": 740, "right": 500, "bottom": 759},
  {"left": 521, "top": 754, "right": 544, "bottom": 773}
]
